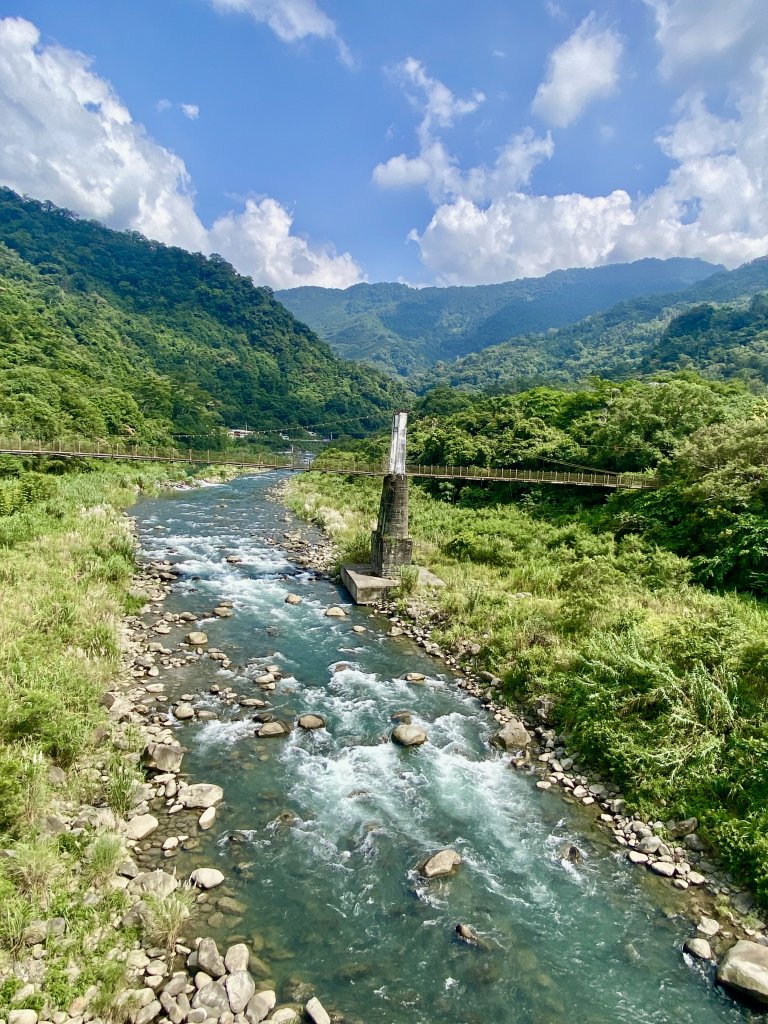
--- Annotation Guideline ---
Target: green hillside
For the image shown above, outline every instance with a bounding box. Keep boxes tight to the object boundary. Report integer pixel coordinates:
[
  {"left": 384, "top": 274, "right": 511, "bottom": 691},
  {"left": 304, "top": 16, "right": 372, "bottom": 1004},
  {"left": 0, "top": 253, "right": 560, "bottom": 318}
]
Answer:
[
  {"left": 417, "top": 258, "right": 768, "bottom": 394},
  {"left": 276, "top": 258, "right": 721, "bottom": 375},
  {"left": 0, "top": 188, "right": 408, "bottom": 445}
]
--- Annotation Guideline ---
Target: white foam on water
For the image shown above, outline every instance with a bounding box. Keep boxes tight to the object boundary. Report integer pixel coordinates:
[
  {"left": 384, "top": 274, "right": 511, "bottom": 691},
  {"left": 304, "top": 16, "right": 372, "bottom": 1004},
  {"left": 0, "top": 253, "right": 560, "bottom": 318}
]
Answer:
[{"left": 194, "top": 717, "right": 256, "bottom": 749}]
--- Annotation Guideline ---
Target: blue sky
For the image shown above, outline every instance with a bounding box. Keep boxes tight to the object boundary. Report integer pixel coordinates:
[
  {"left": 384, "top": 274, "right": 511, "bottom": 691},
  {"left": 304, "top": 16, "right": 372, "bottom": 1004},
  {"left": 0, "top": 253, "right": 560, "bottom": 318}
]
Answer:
[{"left": 0, "top": 1, "right": 767, "bottom": 288}]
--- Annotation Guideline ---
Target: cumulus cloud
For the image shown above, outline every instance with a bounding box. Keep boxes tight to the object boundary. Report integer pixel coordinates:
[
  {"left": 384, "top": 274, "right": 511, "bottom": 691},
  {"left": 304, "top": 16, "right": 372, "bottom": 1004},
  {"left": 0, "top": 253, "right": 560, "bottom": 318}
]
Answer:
[
  {"left": 643, "top": 0, "right": 768, "bottom": 78},
  {"left": 532, "top": 14, "right": 623, "bottom": 127},
  {"left": 180, "top": 103, "right": 200, "bottom": 120},
  {"left": 207, "top": 0, "right": 353, "bottom": 66},
  {"left": 0, "top": 17, "right": 362, "bottom": 288},
  {"left": 375, "top": 22, "right": 768, "bottom": 285},
  {"left": 373, "top": 60, "right": 551, "bottom": 204}
]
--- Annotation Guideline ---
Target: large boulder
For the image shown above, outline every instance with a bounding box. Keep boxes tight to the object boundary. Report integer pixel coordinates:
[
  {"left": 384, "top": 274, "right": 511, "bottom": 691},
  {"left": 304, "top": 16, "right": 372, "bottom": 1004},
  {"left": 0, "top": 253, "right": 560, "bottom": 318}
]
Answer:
[
  {"left": 179, "top": 783, "right": 224, "bottom": 809},
  {"left": 420, "top": 849, "right": 462, "bottom": 878},
  {"left": 197, "top": 937, "right": 225, "bottom": 978},
  {"left": 191, "top": 981, "right": 229, "bottom": 1015},
  {"left": 490, "top": 718, "right": 532, "bottom": 752},
  {"left": 305, "top": 997, "right": 331, "bottom": 1024},
  {"left": 257, "top": 721, "right": 291, "bottom": 738},
  {"left": 129, "top": 870, "right": 179, "bottom": 899},
  {"left": 224, "top": 943, "right": 250, "bottom": 973},
  {"left": 717, "top": 940, "right": 768, "bottom": 1004},
  {"left": 391, "top": 724, "right": 427, "bottom": 747},
  {"left": 186, "top": 631, "right": 208, "bottom": 646},
  {"left": 324, "top": 606, "right": 346, "bottom": 618}
]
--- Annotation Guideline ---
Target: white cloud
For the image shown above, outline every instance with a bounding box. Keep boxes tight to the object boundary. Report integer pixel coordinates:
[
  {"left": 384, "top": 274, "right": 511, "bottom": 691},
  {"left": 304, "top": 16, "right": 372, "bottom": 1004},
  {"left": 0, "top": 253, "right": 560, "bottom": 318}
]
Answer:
[
  {"left": 532, "top": 14, "right": 623, "bottom": 127},
  {"left": 376, "top": 42, "right": 768, "bottom": 285},
  {"left": 209, "top": 198, "right": 363, "bottom": 288},
  {"left": 0, "top": 18, "right": 362, "bottom": 288},
  {"left": 415, "top": 191, "right": 635, "bottom": 285},
  {"left": 207, "top": 0, "right": 353, "bottom": 66},
  {"left": 643, "top": 0, "right": 768, "bottom": 78},
  {"left": 157, "top": 99, "right": 200, "bottom": 119},
  {"left": 373, "top": 60, "right": 551, "bottom": 204}
]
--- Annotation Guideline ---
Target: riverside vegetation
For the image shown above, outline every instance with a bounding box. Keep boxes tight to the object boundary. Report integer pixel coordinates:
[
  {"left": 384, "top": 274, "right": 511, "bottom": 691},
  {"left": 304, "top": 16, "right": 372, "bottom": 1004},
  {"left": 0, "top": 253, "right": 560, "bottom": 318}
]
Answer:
[
  {"left": 287, "top": 374, "right": 768, "bottom": 912},
  {"left": 0, "top": 456, "right": 235, "bottom": 1018}
]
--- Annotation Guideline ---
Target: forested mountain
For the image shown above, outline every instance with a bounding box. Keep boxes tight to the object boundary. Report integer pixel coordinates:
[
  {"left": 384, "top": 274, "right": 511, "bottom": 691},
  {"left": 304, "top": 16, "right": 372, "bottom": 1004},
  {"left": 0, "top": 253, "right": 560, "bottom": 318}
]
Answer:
[
  {"left": 0, "top": 189, "right": 408, "bottom": 445},
  {"left": 276, "top": 258, "right": 721, "bottom": 375},
  {"left": 417, "top": 258, "right": 768, "bottom": 394}
]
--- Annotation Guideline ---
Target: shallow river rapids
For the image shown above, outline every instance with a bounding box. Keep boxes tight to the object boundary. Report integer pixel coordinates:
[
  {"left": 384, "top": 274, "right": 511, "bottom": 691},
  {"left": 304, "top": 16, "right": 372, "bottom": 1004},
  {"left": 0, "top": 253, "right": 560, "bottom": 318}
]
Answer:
[{"left": 131, "top": 473, "right": 752, "bottom": 1024}]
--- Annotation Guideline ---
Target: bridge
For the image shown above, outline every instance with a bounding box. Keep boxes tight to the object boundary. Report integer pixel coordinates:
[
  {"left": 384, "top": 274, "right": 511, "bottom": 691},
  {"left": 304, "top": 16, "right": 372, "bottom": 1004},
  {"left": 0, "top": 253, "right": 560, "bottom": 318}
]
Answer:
[{"left": 0, "top": 436, "right": 655, "bottom": 490}]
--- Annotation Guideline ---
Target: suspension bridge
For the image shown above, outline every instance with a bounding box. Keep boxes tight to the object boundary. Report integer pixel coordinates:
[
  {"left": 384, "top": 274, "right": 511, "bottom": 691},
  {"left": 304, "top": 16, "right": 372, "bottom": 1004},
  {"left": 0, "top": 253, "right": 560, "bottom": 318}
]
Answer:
[{"left": 0, "top": 435, "right": 655, "bottom": 490}]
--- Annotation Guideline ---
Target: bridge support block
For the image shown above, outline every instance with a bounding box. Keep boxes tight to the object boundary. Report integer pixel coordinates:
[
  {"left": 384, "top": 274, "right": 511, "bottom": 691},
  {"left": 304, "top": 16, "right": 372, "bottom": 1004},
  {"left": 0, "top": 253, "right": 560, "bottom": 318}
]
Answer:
[{"left": 371, "top": 472, "right": 413, "bottom": 577}]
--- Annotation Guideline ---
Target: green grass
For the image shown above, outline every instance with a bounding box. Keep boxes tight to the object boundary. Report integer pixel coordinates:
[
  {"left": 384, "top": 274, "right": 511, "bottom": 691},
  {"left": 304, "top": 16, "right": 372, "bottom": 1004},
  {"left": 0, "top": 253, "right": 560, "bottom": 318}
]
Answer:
[
  {"left": 288, "top": 472, "right": 768, "bottom": 909},
  {"left": 0, "top": 458, "right": 211, "bottom": 1011}
]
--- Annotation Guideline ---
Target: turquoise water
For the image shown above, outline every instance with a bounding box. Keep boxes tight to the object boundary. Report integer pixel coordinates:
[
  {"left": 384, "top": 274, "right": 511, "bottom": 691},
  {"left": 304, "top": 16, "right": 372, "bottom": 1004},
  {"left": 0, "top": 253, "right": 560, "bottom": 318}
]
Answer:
[{"left": 131, "top": 474, "right": 752, "bottom": 1024}]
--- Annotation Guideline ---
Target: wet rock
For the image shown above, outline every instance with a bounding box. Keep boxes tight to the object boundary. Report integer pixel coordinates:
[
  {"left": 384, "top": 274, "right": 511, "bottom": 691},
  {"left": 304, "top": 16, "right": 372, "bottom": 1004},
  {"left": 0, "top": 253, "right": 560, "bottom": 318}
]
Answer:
[
  {"left": 305, "top": 997, "right": 331, "bottom": 1024},
  {"left": 125, "top": 814, "right": 159, "bottom": 841},
  {"left": 197, "top": 937, "right": 226, "bottom": 978},
  {"left": 175, "top": 703, "right": 196, "bottom": 721},
  {"left": 297, "top": 714, "right": 325, "bottom": 730},
  {"left": 390, "top": 711, "right": 412, "bottom": 724},
  {"left": 391, "top": 723, "right": 427, "bottom": 747},
  {"left": 186, "top": 631, "right": 209, "bottom": 645},
  {"left": 190, "top": 868, "right": 225, "bottom": 889},
  {"left": 559, "top": 844, "right": 583, "bottom": 864},
  {"left": 685, "top": 937, "right": 714, "bottom": 961},
  {"left": 257, "top": 721, "right": 291, "bottom": 738},
  {"left": 324, "top": 606, "right": 346, "bottom": 618},
  {"left": 214, "top": 606, "right": 234, "bottom": 617},
  {"left": 284, "top": 594, "right": 302, "bottom": 605},
  {"left": 490, "top": 718, "right": 532, "bottom": 752},
  {"left": 403, "top": 672, "right": 425, "bottom": 683},
  {"left": 455, "top": 923, "right": 481, "bottom": 945},
  {"left": 179, "top": 784, "right": 224, "bottom": 809},
  {"left": 420, "top": 849, "right": 461, "bottom": 878},
  {"left": 226, "top": 971, "right": 256, "bottom": 1014},
  {"left": 717, "top": 940, "right": 768, "bottom": 1005}
]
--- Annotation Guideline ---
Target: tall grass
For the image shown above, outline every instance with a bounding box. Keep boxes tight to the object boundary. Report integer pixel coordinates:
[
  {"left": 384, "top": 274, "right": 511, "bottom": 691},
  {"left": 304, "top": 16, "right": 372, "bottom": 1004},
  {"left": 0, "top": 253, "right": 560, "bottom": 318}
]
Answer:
[{"left": 287, "top": 472, "right": 768, "bottom": 908}]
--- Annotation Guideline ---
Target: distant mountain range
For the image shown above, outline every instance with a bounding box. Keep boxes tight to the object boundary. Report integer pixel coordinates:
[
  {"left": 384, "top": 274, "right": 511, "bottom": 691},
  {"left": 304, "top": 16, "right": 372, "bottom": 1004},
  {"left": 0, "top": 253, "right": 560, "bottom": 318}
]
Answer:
[
  {"left": 414, "top": 257, "right": 768, "bottom": 394},
  {"left": 276, "top": 258, "right": 722, "bottom": 375}
]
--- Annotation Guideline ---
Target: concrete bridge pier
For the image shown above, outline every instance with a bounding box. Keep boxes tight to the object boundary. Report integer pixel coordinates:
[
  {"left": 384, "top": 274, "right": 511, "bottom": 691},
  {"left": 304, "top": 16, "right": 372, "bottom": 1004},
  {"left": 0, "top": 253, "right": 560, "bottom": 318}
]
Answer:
[{"left": 371, "top": 412, "right": 413, "bottom": 576}]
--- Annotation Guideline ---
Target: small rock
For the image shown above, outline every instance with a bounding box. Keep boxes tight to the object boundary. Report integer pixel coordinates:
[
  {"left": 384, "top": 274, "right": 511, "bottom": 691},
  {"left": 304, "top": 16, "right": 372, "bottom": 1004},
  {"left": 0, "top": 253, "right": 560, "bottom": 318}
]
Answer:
[
  {"left": 257, "top": 721, "right": 290, "bottom": 738},
  {"left": 9, "top": 1011, "right": 38, "bottom": 1024},
  {"left": 324, "top": 606, "right": 346, "bottom": 618},
  {"left": 697, "top": 916, "right": 720, "bottom": 937},
  {"left": 420, "top": 849, "right": 461, "bottom": 878},
  {"left": 126, "top": 814, "right": 159, "bottom": 841},
  {"left": 305, "top": 997, "right": 331, "bottom": 1024},
  {"left": 649, "top": 861, "right": 676, "bottom": 877},
  {"left": 186, "top": 631, "right": 208, "bottom": 645},
  {"left": 224, "top": 943, "right": 250, "bottom": 974},
  {"left": 391, "top": 723, "right": 427, "bottom": 747},
  {"left": 225, "top": 971, "right": 256, "bottom": 1014},
  {"left": 196, "top": 938, "right": 226, "bottom": 978},
  {"left": 284, "top": 594, "right": 302, "bottom": 605},
  {"left": 297, "top": 714, "right": 325, "bottom": 730},
  {"left": 685, "top": 937, "right": 713, "bottom": 961},
  {"left": 190, "top": 868, "right": 225, "bottom": 889},
  {"left": 198, "top": 807, "right": 216, "bottom": 830},
  {"left": 179, "top": 784, "right": 224, "bottom": 809},
  {"left": 175, "top": 703, "right": 195, "bottom": 721},
  {"left": 455, "top": 923, "right": 481, "bottom": 945}
]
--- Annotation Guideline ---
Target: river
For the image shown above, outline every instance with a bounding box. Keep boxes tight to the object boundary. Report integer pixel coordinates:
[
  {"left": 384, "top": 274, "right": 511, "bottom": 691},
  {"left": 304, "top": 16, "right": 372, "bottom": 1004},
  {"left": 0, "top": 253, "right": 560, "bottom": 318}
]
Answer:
[{"left": 130, "top": 473, "right": 751, "bottom": 1024}]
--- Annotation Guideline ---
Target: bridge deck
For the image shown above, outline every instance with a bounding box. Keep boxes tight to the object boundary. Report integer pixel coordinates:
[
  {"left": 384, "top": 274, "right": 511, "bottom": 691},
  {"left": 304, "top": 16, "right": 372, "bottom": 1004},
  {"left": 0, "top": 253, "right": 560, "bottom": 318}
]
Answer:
[{"left": 0, "top": 440, "right": 655, "bottom": 490}]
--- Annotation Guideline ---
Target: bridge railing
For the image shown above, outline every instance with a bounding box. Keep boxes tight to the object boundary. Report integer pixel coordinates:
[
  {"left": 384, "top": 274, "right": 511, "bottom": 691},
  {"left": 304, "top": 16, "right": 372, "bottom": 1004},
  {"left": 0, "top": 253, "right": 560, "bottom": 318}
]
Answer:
[{"left": 0, "top": 438, "right": 656, "bottom": 489}]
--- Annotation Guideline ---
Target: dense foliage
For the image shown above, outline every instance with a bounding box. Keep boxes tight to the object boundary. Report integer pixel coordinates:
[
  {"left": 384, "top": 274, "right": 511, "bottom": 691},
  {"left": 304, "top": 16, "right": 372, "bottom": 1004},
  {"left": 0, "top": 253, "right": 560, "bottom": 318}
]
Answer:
[
  {"left": 276, "top": 258, "right": 719, "bottom": 375},
  {"left": 0, "top": 189, "right": 408, "bottom": 446},
  {"left": 417, "top": 260, "right": 768, "bottom": 394}
]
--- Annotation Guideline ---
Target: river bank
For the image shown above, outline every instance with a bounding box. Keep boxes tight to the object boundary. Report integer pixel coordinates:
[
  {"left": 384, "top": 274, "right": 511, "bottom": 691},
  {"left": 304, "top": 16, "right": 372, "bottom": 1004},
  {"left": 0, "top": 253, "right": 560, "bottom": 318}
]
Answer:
[
  {"left": 3, "top": 467, "right": 765, "bottom": 1023},
  {"left": 282, "top": 472, "right": 768, "bottom": 1005}
]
